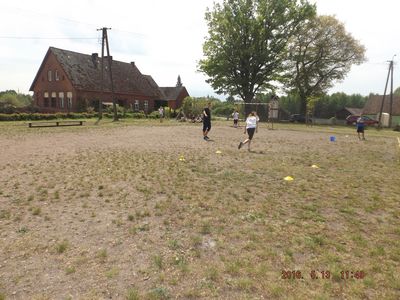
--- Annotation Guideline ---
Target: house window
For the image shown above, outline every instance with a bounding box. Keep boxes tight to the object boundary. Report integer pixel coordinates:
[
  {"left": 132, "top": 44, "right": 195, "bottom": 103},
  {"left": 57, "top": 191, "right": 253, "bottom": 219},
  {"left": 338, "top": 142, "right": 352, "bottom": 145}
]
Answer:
[
  {"left": 134, "top": 100, "right": 139, "bottom": 111},
  {"left": 144, "top": 100, "right": 149, "bottom": 112},
  {"left": 51, "top": 92, "right": 57, "bottom": 107},
  {"left": 55, "top": 70, "right": 60, "bottom": 81},
  {"left": 59, "top": 92, "right": 64, "bottom": 108},
  {"left": 48, "top": 70, "right": 52, "bottom": 82},
  {"left": 67, "top": 92, "right": 72, "bottom": 109},
  {"left": 44, "top": 92, "right": 49, "bottom": 107}
]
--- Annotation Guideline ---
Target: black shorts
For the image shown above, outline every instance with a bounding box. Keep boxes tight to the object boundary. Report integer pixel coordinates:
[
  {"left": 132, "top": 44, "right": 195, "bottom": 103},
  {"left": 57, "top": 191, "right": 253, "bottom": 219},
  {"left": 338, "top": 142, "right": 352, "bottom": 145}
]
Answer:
[
  {"left": 357, "top": 127, "right": 364, "bottom": 133},
  {"left": 233, "top": 119, "right": 238, "bottom": 125},
  {"left": 203, "top": 121, "right": 211, "bottom": 132},
  {"left": 247, "top": 127, "right": 256, "bottom": 140}
]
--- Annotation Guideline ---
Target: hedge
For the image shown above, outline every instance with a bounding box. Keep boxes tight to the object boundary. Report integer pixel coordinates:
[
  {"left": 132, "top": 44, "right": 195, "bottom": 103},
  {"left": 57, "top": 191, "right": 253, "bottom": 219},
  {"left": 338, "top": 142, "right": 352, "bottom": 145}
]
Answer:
[{"left": 0, "top": 111, "right": 159, "bottom": 121}]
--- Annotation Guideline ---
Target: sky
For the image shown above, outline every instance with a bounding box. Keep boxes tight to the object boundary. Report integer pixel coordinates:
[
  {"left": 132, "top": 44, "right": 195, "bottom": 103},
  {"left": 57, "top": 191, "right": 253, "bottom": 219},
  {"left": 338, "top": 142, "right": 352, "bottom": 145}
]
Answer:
[{"left": 1, "top": 0, "right": 399, "bottom": 99}]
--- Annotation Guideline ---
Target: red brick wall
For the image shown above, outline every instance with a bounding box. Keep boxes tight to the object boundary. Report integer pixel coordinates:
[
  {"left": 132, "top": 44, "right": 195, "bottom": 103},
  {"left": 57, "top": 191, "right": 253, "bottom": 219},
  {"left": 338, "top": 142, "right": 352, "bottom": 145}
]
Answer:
[
  {"left": 31, "top": 52, "right": 76, "bottom": 113},
  {"left": 176, "top": 88, "right": 189, "bottom": 109},
  {"left": 76, "top": 91, "right": 155, "bottom": 113},
  {"left": 31, "top": 51, "right": 156, "bottom": 113}
]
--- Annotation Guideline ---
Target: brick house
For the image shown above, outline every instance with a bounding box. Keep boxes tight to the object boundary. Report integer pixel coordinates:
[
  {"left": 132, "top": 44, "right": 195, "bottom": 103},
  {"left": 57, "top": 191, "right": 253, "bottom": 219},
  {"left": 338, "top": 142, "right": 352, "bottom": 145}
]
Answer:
[
  {"left": 363, "top": 95, "right": 400, "bottom": 126},
  {"left": 159, "top": 86, "right": 189, "bottom": 110},
  {"left": 30, "top": 47, "right": 189, "bottom": 113}
]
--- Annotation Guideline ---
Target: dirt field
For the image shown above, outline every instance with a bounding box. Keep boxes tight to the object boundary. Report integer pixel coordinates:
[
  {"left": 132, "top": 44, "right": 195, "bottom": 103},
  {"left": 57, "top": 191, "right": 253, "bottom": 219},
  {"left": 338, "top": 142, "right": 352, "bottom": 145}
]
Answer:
[{"left": 0, "top": 120, "right": 399, "bottom": 299}]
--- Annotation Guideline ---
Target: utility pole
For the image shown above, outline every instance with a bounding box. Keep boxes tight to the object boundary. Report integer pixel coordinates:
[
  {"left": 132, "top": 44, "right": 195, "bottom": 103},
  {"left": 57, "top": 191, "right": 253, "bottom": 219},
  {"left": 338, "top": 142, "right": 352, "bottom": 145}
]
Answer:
[
  {"left": 96, "top": 27, "right": 118, "bottom": 123},
  {"left": 378, "top": 59, "right": 394, "bottom": 128},
  {"left": 389, "top": 55, "right": 396, "bottom": 128}
]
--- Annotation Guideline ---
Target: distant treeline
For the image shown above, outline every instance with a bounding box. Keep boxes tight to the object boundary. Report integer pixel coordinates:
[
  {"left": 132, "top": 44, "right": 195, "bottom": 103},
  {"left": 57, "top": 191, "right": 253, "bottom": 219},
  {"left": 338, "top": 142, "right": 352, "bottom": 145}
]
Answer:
[
  {"left": 2, "top": 89, "right": 399, "bottom": 120},
  {"left": 0, "top": 90, "right": 34, "bottom": 113},
  {"left": 183, "top": 93, "right": 371, "bottom": 119}
]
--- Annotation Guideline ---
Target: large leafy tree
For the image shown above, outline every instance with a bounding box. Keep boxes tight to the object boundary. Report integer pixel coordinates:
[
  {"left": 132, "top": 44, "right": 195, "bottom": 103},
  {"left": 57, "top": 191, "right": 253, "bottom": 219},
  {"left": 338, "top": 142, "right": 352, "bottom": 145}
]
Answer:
[
  {"left": 286, "top": 15, "right": 366, "bottom": 115},
  {"left": 198, "top": 0, "right": 315, "bottom": 107}
]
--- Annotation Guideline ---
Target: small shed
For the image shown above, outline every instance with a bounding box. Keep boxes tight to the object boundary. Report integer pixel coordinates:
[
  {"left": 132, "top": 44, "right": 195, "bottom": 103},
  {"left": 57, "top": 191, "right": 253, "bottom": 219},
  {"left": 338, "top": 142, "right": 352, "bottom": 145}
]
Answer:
[{"left": 335, "top": 107, "right": 363, "bottom": 120}]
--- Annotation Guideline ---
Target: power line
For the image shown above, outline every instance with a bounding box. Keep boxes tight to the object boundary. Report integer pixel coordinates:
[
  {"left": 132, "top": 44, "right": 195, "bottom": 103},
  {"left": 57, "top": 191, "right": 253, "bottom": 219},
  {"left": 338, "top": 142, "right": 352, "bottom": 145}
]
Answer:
[
  {"left": 2, "top": 5, "right": 146, "bottom": 38},
  {"left": 0, "top": 36, "right": 98, "bottom": 40}
]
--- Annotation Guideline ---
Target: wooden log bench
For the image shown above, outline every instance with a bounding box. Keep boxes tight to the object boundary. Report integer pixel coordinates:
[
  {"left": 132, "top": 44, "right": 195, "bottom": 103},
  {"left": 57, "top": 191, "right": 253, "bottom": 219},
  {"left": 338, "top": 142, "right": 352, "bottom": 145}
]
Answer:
[{"left": 28, "top": 121, "right": 85, "bottom": 128}]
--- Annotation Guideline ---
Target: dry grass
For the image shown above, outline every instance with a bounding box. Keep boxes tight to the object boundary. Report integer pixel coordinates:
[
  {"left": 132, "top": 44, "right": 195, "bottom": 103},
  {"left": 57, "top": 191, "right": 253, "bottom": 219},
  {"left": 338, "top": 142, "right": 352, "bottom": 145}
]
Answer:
[{"left": 0, "top": 119, "right": 399, "bottom": 299}]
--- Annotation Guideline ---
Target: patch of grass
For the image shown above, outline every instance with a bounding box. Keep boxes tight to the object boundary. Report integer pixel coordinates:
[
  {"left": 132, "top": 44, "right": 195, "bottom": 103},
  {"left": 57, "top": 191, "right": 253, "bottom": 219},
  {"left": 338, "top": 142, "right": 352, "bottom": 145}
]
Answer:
[
  {"left": 200, "top": 222, "right": 211, "bottom": 235},
  {"left": 16, "top": 226, "right": 28, "bottom": 234},
  {"left": 304, "top": 235, "right": 325, "bottom": 249},
  {"left": 137, "top": 223, "right": 150, "bottom": 232},
  {"left": 147, "top": 286, "right": 169, "bottom": 300},
  {"left": 225, "top": 260, "right": 242, "bottom": 276},
  {"left": 65, "top": 266, "right": 76, "bottom": 275},
  {"left": 153, "top": 254, "right": 163, "bottom": 270},
  {"left": 235, "top": 277, "right": 254, "bottom": 291},
  {"left": 205, "top": 266, "right": 219, "bottom": 282},
  {"left": 369, "top": 246, "right": 385, "bottom": 257},
  {"left": 168, "top": 239, "right": 180, "bottom": 250},
  {"left": 55, "top": 240, "right": 69, "bottom": 254},
  {"left": 32, "top": 207, "right": 41, "bottom": 216},
  {"left": 351, "top": 234, "right": 368, "bottom": 247},
  {"left": 97, "top": 249, "right": 108, "bottom": 262},
  {"left": 126, "top": 288, "right": 140, "bottom": 300},
  {"left": 339, "top": 207, "right": 356, "bottom": 215},
  {"left": 0, "top": 210, "right": 11, "bottom": 220},
  {"left": 105, "top": 267, "right": 119, "bottom": 279}
]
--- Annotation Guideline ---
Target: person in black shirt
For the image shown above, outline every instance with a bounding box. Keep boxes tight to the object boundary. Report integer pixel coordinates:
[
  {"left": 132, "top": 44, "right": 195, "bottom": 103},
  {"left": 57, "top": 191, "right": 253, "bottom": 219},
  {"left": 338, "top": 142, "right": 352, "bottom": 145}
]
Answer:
[{"left": 203, "top": 102, "right": 212, "bottom": 140}]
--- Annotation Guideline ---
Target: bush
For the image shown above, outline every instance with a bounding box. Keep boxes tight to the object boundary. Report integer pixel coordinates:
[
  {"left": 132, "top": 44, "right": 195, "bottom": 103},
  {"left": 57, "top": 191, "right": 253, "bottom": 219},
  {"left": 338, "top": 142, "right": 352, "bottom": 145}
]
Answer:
[
  {"left": 0, "top": 112, "right": 97, "bottom": 121},
  {"left": 147, "top": 111, "right": 159, "bottom": 119},
  {"left": 132, "top": 112, "right": 146, "bottom": 119}
]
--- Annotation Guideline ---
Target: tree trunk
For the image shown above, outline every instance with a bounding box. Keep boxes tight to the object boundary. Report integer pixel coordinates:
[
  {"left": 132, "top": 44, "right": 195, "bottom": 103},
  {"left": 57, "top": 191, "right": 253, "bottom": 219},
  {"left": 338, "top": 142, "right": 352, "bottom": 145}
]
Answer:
[
  {"left": 243, "top": 94, "right": 254, "bottom": 118},
  {"left": 299, "top": 92, "right": 307, "bottom": 116}
]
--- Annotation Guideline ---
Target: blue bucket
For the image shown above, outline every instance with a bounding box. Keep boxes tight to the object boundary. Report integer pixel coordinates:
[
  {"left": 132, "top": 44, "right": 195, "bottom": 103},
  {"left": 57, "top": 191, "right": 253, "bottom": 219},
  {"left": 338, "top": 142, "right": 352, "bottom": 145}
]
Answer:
[{"left": 330, "top": 136, "right": 336, "bottom": 142}]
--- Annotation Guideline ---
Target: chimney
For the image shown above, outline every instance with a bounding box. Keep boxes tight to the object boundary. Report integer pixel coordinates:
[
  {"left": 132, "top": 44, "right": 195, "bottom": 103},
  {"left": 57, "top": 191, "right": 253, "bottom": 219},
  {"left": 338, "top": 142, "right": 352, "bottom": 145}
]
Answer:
[
  {"left": 91, "top": 53, "right": 98, "bottom": 68},
  {"left": 131, "top": 62, "right": 135, "bottom": 67}
]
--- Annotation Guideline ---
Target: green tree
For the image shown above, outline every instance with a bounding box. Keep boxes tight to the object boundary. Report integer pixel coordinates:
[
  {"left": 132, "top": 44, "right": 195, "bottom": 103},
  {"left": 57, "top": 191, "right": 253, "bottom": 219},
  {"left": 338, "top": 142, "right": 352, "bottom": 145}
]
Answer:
[
  {"left": 286, "top": 15, "right": 366, "bottom": 115},
  {"left": 394, "top": 86, "right": 400, "bottom": 96},
  {"left": 226, "top": 95, "right": 235, "bottom": 103},
  {"left": 198, "top": 0, "right": 315, "bottom": 111},
  {"left": 0, "top": 91, "right": 33, "bottom": 113}
]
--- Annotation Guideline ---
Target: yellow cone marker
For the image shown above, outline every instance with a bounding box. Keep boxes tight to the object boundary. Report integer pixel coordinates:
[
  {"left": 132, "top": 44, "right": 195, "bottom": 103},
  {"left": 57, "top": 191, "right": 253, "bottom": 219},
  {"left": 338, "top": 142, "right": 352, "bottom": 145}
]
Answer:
[
  {"left": 284, "top": 176, "right": 294, "bottom": 181},
  {"left": 215, "top": 150, "right": 222, "bottom": 154},
  {"left": 179, "top": 155, "right": 185, "bottom": 162},
  {"left": 311, "top": 164, "right": 319, "bottom": 169}
]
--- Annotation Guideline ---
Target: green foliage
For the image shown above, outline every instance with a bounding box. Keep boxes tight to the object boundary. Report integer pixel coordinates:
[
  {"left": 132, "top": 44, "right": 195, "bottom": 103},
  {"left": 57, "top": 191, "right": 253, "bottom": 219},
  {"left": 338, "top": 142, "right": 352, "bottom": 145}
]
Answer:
[
  {"left": 181, "top": 96, "right": 218, "bottom": 117},
  {"left": 394, "top": 86, "right": 400, "bottom": 96},
  {"left": 147, "top": 111, "right": 160, "bottom": 119},
  {"left": 0, "top": 113, "right": 97, "bottom": 121},
  {"left": 279, "top": 92, "right": 368, "bottom": 118},
  {"left": 198, "top": 0, "right": 316, "bottom": 102},
  {"left": 212, "top": 101, "right": 236, "bottom": 117},
  {"left": 286, "top": 15, "right": 366, "bottom": 114},
  {"left": 0, "top": 90, "right": 33, "bottom": 113},
  {"left": 131, "top": 112, "right": 146, "bottom": 119}
]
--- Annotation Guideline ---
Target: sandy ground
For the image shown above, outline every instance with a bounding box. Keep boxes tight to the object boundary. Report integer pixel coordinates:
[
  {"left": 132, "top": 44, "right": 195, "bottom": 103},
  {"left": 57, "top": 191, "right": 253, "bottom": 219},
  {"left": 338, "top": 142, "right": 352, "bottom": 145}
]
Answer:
[{"left": 0, "top": 121, "right": 399, "bottom": 299}]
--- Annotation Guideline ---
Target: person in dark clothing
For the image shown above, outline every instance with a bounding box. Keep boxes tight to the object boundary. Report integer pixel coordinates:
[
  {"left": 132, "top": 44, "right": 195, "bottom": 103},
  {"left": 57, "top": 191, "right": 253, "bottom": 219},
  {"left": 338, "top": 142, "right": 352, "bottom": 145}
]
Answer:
[
  {"left": 203, "top": 102, "right": 212, "bottom": 140},
  {"left": 356, "top": 116, "right": 366, "bottom": 140}
]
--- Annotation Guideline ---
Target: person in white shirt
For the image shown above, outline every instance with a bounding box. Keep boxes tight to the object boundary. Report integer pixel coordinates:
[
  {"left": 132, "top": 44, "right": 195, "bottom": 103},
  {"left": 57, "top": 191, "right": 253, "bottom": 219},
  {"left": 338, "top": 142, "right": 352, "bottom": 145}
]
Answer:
[
  {"left": 158, "top": 106, "right": 164, "bottom": 123},
  {"left": 232, "top": 110, "right": 239, "bottom": 128},
  {"left": 238, "top": 111, "right": 258, "bottom": 151}
]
